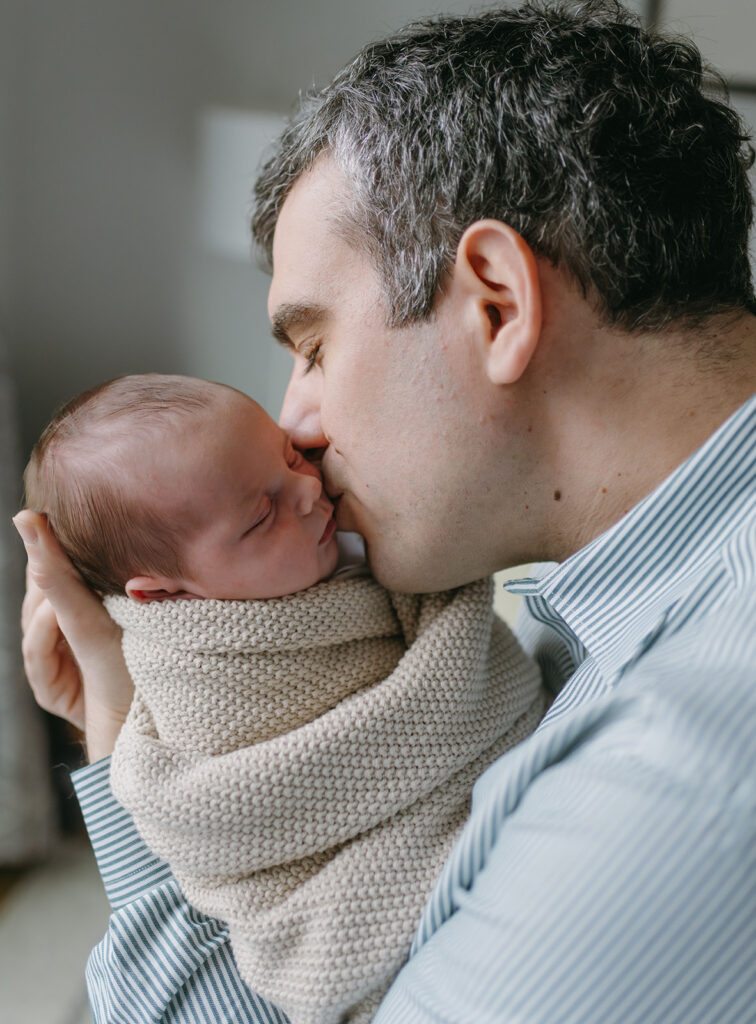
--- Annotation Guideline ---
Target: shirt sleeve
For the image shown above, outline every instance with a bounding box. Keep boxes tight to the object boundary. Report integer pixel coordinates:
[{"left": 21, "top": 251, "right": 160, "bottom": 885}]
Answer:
[
  {"left": 373, "top": 609, "right": 756, "bottom": 1024},
  {"left": 72, "top": 758, "right": 290, "bottom": 1024}
]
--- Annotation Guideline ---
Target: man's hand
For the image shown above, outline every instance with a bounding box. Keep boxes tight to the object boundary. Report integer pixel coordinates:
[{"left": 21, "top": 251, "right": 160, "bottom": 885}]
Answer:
[{"left": 14, "top": 510, "right": 133, "bottom": 762}]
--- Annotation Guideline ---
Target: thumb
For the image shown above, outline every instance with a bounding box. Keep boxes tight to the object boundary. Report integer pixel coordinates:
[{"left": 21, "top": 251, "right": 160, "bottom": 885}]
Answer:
[{"left": 13, "top": 510, "right": 109, "bottom": 648}]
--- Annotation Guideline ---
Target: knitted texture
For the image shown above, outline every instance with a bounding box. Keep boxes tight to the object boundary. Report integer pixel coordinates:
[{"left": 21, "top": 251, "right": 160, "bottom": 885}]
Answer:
[{"left": 109, "top": 576, "right": 545, "bottom": 1024}]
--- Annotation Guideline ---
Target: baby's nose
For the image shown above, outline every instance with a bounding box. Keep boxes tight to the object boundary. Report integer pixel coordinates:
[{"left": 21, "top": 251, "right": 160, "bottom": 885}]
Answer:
[{"left": 294, "top": 471, "right": 322, "bottom": 516}]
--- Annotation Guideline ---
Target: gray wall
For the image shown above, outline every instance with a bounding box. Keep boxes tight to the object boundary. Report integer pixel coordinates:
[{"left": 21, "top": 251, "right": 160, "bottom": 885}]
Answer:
[
  {"left": 0, "top": 2, "right": 18, "bottom": 340},
  {"left": 1, "top": 0, "right": 534, "bottom": 466}
]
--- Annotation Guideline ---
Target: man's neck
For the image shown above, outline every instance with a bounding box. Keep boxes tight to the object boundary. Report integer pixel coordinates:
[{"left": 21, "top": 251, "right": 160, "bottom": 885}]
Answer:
[{"left": 535, "top": 311, "right": 756, "bottom": 563}]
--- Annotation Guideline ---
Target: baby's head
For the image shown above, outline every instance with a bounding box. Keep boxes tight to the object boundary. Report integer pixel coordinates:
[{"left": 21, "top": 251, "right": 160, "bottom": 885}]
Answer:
[{"left": 24, "top": 374, "right": 339, "bottom": 601}]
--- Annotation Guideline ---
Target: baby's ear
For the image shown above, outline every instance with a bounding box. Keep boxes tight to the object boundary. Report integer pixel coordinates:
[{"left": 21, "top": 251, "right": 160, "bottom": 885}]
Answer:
[{"left": 125, "top": 576, "right": 199, "bottom": 603}]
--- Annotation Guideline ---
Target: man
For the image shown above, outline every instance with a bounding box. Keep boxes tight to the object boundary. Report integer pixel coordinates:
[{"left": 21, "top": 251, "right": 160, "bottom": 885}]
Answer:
[{"left": 15, "top": 2, "right": 756, "bottom": 1021}]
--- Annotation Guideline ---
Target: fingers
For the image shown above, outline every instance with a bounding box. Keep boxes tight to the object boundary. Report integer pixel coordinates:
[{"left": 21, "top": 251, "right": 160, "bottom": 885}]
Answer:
[
  {"left": 14, "top": 512, "right": 128, "bottom": 751},
  {"left": 21, "top": 598, "right": 62, "bottom": 711},
  {"left": 21, "top": 597, "right": 84, "bottom": 729},
  {"left": 15, "top": 509, "right": 80, "bottom": 596},
  {"left": 13, "top": 510, "right": 109, "bottom": 651},
  {"left": 21, "top": 562, "right": 46, "bottom": 634}
]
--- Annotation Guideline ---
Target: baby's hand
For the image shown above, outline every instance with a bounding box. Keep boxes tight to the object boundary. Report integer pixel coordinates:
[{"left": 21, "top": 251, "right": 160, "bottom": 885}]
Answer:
[{"left": 14, "top": 511, "right": 133, "bottom": 761}]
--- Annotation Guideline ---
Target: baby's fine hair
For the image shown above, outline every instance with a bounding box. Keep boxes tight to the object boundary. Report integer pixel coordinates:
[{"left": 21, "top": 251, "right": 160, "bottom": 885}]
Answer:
[{"left": 24, "top": 374, "right": 217, "bottom": 595}]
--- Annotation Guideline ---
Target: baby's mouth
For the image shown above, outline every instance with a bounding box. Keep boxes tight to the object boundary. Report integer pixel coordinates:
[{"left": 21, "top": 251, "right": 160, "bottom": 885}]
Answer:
[{"left": 319, "top": 512, "right": 337, "bottom": 545}]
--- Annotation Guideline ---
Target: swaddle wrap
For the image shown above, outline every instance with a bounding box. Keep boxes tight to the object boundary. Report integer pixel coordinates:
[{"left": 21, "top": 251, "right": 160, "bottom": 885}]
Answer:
[{"left": 109, "top": 575, "right": 545, "bottom": 1024}]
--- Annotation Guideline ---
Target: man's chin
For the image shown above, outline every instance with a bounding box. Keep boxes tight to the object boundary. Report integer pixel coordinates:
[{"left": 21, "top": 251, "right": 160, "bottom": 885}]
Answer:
[
  {"left": 361, "top": 541, "right": 445, "bottom": 594},
  {"left": 334, "top": 501, "right": 466, "bottom": 592}
]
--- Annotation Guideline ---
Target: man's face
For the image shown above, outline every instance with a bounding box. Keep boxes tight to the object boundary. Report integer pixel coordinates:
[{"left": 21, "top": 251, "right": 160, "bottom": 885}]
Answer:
[{"left": 269, "top": 158, "right": 512, "bottom": 592}]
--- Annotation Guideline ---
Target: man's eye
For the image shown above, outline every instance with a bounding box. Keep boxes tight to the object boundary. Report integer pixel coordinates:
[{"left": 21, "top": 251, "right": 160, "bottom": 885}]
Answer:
[{"left": 302, "top": 341, "right": 322, "bottom": 374}]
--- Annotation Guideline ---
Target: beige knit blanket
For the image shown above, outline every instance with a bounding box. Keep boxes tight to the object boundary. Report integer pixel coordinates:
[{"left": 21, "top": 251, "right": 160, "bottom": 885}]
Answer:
[{"left": 108, "top": 576, "right": 545, "bottom": 1024}]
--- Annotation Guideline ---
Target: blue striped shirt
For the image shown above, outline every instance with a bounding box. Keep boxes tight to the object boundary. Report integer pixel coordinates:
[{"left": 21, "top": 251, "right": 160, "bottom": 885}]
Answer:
[{"left": 73, "top": 394, "right": 756, "bottom": 1023}]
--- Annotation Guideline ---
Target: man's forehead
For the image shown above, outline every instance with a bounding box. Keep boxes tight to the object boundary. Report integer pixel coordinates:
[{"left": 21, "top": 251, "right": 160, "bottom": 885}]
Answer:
[
  {"left": 269, "top": 160, "right": 353, "bottom": 279},
  {"left": 266, "top": 156, "right": 387, "bottom": 329},
  {"left": 275, "top": 159, "right": 345, "bottom": 236}
]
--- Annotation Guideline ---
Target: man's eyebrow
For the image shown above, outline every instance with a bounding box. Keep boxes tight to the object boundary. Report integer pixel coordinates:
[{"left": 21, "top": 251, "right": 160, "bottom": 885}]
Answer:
[{"left": 270, "top": 302, "right": 329, "bottom": 346}]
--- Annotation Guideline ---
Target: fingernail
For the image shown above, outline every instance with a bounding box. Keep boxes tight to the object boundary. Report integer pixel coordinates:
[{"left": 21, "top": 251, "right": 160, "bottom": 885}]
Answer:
[{"left": 12, "top": 515, "right": 38, "bottom": 545}]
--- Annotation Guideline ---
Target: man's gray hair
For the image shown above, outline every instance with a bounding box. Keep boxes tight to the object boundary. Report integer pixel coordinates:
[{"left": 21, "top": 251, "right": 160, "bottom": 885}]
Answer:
[{"left": 253, "top": 0, "right": 755, "bottom": 333}]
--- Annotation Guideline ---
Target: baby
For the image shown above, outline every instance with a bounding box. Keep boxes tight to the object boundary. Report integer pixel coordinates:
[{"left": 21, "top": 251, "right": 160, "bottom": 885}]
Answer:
[
  {"left": 24, "top": 374, "right": 546, "bottom": 1024},
  {"left": 24, "top": 373, "right": 342, "bottom": 602}
]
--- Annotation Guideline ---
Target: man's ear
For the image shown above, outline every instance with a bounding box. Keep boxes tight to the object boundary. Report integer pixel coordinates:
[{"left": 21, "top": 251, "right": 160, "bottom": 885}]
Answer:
[
  {"left": 454, "top": 220, "right": 542, "bottom": 384},
  {"left": 125, "top": 576, "right": 199, "bottom": 603}
]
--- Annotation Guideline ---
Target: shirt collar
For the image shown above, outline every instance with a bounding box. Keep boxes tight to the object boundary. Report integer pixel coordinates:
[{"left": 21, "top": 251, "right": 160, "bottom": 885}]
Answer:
[{"left": 506, "top": 393, "right": 756, "bottom": 682}]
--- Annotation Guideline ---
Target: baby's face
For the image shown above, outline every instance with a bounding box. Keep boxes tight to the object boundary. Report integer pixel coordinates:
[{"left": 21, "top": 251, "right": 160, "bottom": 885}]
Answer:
[{"left": 154, "top": 389, "right": 339, "bottom": 599}]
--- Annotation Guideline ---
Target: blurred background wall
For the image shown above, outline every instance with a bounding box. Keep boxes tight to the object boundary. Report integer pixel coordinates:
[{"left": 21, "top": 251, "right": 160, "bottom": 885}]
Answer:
[
  {"left": 0, "top": 0, "right": 754, "bottom": 853},
  {"left": 2, "top": 0, "right": 754, "bottom": 458},
  {"left": 0, "top": 1, "right": 649, "bottom": 457}
]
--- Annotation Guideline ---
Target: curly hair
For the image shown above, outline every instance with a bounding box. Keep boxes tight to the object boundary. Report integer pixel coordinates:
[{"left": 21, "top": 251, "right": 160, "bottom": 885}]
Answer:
[{"left": 252, "top": 0, "right": 755, "bottom": 334}]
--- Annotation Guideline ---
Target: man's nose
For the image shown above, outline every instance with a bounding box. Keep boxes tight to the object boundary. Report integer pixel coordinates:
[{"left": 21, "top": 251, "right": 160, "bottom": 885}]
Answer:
[{"left": 278, "top": 355, "right": 327, "bottom": 453}]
